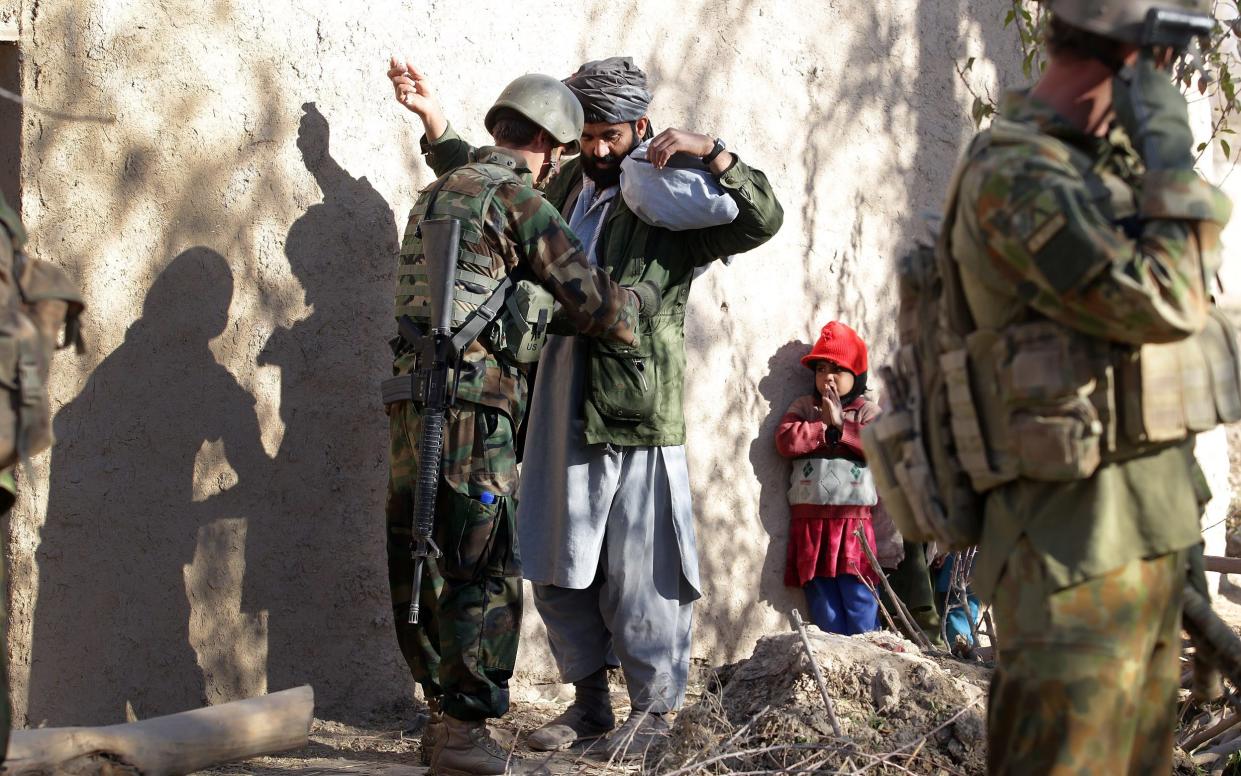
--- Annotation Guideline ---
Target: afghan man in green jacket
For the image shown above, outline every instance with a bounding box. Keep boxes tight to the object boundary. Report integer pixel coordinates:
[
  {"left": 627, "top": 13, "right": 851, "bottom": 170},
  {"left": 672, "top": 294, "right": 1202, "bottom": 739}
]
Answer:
[{"left": 390, "top": 56, "right": 783, "bottom": 759}]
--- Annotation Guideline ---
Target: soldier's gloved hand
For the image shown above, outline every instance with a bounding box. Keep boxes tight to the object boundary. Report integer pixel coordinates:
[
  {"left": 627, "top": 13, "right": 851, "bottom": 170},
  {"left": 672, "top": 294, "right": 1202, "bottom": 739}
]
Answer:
[
  {"left": 627, "top": 280, "right": 662, "bottom": 318},
  {"left": 1113, "top": 53, "right": 1194, "bottom": 171}
]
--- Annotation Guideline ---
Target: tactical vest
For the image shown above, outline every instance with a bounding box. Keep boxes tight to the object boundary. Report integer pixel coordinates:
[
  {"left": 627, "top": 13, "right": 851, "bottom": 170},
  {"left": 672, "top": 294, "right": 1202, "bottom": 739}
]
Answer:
[
  {"left": 395, "top": 162, "right": 554, "bottom": 365},
  {"left": 0, "top": 196, "right": 85, "bottom": 471},
  {"left": 863, "top": 118, "right": 1240, "bottom": 550}
]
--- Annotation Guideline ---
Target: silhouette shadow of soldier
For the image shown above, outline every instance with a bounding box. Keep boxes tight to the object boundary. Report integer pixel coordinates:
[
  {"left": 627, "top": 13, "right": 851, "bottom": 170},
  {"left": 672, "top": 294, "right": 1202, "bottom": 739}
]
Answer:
[
  {"left": 29, "top": 247, "right": 266, "bottom": 724},
  {"left": 243, "top": 102, "right": 400, "bottom": 713}
]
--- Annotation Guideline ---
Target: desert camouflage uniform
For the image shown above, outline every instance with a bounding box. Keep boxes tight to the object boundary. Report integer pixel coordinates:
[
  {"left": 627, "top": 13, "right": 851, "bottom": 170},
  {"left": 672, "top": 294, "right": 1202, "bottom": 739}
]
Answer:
[
  {"left": 948, "top": 91, "right": 1230, "bottom": 775},
  {"left": 386, "top": 146, "right": 637, "bottom": 722}
]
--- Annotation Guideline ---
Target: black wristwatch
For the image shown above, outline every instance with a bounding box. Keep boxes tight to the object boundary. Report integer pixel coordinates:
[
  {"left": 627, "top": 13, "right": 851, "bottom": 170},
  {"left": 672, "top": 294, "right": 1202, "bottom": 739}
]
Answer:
[{"left": 702, "top": 137, "right": 726, "bottom": 164}]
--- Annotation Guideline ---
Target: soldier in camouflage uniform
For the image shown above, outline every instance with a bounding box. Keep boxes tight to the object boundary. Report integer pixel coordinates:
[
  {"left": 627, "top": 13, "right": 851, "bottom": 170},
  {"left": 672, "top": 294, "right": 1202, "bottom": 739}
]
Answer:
[
  {"left": 941, "top": 1, "right": 1232, "bottom": 773},
  {"left": 385, "top": 64, "right": 647, "bottom": 776}
]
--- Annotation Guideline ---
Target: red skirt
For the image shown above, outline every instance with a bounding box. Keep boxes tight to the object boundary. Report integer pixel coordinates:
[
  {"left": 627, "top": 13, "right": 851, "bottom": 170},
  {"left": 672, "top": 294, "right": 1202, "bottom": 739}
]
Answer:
[{"left": 784, "top": 504, "right": 880, "bottom": 588}]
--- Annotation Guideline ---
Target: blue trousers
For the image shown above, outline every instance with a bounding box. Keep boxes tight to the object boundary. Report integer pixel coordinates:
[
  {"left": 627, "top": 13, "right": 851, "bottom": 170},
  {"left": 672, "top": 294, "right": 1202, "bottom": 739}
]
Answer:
[{"left": 804, "top": 575, "right": 878, "bottom": 635}]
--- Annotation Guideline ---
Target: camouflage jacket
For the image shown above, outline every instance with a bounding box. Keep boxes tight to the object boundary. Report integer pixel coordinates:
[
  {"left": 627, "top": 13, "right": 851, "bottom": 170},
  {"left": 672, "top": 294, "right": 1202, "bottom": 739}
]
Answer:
[
  {"left": 950, "top": 90, "right": 1228, "bottom": 600},
  {"left": 424, "top": 125, "right": 784, "bottom": 446},
  {"left": 394, "top": 146, "right": 639, "bottom": 423}
]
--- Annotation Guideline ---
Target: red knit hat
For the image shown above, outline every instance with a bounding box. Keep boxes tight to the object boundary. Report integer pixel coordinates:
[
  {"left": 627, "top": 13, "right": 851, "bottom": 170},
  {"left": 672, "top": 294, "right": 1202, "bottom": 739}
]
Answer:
[{"left": 801, "top": 321, "right": 868, "bottom": 374}]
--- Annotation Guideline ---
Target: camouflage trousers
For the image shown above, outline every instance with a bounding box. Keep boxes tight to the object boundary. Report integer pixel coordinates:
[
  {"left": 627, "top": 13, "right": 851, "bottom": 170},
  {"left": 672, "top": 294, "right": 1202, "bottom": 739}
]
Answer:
[
  {"left": 988, "top": 538, "right": 1185, "bottom": 776},
  {"left": 386, "top": 399, "right": 522, "bottom": 722}
]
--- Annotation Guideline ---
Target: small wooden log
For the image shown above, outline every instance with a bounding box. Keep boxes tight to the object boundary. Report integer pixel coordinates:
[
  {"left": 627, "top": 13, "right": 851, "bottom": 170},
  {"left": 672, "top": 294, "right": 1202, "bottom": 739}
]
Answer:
[
  {"left": 3, "top": 685, "right": 313, "bottom": 775},
  {"left": 1204, "top": 555, "right": 1241, "bottom": 575}
]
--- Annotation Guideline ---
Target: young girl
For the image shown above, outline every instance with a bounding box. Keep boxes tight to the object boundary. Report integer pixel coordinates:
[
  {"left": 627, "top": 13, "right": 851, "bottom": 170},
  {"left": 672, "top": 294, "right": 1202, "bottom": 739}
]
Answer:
[{"left": 776, "top": 321, "right": 882, "bottom": 635}]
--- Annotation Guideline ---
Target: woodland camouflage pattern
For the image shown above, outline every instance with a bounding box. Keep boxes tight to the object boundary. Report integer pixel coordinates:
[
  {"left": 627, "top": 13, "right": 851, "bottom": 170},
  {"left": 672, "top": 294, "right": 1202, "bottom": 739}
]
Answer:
[
  {"left": 989, "top": 541, "right": 1184, "bottom": 776},
  {"left": 950, "top": 90, "right": 1230, "bottom": 774},
  {"left": 386, "top": 146, "right": 638, "bottom": 721},
  {"left": 958, "top": 94, "right": 1230, "bottom": 346},
  {"left": 386, "top": 402, "right": 521, "bottom": 722}
]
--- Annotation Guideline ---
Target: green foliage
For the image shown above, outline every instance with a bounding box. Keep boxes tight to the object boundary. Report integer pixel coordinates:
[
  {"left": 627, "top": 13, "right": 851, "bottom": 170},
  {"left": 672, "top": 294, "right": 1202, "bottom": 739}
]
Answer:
[{"left": 956, "top": 0, "right": 1241, "bottom": 168}]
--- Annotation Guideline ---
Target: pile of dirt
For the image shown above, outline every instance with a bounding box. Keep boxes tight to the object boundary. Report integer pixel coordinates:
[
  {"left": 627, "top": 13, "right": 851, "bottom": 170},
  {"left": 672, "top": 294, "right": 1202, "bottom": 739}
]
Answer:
[{"left": 650, "top": 629, "right": 991, "bottom": 775}]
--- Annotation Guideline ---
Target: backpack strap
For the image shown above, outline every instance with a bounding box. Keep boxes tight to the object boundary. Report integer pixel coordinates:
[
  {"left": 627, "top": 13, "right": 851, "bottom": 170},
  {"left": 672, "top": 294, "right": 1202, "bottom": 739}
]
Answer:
[{"left": 937, "top": 130, "right": 993, "bottom": 338}]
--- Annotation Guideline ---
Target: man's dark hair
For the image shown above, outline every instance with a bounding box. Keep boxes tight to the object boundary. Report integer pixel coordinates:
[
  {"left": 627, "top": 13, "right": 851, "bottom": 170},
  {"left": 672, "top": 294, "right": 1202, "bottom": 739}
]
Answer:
[
  {"left": 489, "top": 108, "right": 545, "bottom": 147},
  {"left": 1045, "top": 16, "right": 1128, "bottom": 70}
]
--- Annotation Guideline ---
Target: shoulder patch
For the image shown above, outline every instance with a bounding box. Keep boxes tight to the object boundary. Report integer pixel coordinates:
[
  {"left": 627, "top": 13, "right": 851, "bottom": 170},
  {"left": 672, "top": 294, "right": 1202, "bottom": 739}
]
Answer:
[{"left": 1008, "top": 188, "right": 1067, "bottom": 255}]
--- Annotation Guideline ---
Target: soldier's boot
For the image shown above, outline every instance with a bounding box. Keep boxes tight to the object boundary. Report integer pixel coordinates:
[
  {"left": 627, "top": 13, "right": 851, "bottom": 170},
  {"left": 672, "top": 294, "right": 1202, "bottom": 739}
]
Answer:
[
  {"left": 596, "top": 708, "right": 670, "bottom": 762},
  {"left": 527, "top": 668, "right": 615, "bottom": 751},
  {"left": 433, "top": 714, "right": 541, "bottom": 775},
  {"left": 420, "top": 697, "right": 445, "bottom": 766}
]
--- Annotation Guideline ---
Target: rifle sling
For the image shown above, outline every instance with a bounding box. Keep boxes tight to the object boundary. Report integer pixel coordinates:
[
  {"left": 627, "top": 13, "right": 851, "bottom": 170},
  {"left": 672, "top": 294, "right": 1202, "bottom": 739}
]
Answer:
[{"left": 381, "top": 272, "right": 518, "bottom": 406}]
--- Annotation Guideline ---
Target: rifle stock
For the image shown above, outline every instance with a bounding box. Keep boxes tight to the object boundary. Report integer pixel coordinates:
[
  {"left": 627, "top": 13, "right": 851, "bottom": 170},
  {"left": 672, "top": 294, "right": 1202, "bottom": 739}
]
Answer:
[{"left": 408, "top": 217, "right": 462, "bottom": 624}]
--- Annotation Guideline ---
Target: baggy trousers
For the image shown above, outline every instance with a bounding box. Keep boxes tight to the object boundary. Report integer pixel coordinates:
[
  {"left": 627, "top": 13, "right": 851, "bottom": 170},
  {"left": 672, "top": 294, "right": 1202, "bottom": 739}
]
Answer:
[
  {"left": 386, "top": 400, "right": 522, "bottom": 722},
  {"left": 532, "top": 447, "right": 695, "bottom": 713},
  {"left": 988, "top": 539, "right": 1184, "bottom": 776}
]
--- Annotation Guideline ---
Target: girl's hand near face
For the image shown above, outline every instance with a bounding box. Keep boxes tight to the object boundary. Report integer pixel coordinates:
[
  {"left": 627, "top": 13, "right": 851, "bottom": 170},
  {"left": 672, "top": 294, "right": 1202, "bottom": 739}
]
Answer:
[{"left": 821, "top": 380, "right": 844, "bottom": 432}]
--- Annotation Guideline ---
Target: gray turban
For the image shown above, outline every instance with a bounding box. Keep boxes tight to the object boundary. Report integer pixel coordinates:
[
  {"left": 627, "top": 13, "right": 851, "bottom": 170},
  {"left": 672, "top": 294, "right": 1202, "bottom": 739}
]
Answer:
[{"left": 563, "top": 56, "right": 653, "bottom": 124}]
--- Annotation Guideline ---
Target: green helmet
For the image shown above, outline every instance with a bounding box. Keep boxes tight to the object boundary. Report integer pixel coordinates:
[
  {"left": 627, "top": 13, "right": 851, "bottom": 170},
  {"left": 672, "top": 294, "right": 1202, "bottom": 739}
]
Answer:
[
  {"left": 1044, "top": 0, "right": 1212, "bottom": 44},
  {"left": 485, "top": 74, "right": 584, "bottom": 155}
]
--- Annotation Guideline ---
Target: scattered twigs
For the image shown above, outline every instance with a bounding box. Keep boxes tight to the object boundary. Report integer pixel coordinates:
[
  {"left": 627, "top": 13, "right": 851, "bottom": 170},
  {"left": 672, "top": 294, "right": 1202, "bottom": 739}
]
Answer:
[
  {"left": 853, "top": 696, "right": 984, "bottom": 775},
  {"left": 792, "top": 609, "right": 845, "bottom": 738},
  {"left": 857, "top": 573, "right": 901, "bottom": 635},
  {"left": 855, "top": 529, "right": 934, "bottom": 651},
  {"left": 1184, "top": 710, "right": 1241, "bottom": 752},
  {"left": 659, "top": 743, "right": 837, "bottom": 776},
  {"left": 1192, "top": 734, "right": 1241, "bottom": 768},
  {"left": 956, "top": 550, "right": 981, "bottom": 655}
]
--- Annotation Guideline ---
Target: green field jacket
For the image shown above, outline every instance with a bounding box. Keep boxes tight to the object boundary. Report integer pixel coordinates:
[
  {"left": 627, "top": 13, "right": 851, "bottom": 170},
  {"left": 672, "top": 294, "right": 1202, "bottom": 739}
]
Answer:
[{"left": 423, "top": 126, "right": 784, "bottom": 446}]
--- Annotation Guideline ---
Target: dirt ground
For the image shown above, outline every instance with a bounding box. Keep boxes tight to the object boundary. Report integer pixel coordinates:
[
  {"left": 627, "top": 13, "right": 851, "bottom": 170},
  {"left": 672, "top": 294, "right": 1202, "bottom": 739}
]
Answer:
[
  {"left": 197, "top": 629, "right": 992, "bottom": 776},
  {"left": 198, "top": 689, "right": 651, "bottom": 776}
]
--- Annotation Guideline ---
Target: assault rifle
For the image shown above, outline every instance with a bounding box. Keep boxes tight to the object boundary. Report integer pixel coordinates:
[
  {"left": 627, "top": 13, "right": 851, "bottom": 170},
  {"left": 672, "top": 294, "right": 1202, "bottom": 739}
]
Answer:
[{"left": 406, "top": 216, "right": 462, "bottom": 624}]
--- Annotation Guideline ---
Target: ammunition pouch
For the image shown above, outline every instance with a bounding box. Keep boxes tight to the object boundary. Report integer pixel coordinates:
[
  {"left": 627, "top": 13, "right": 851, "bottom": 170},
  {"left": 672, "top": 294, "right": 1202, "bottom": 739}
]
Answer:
[
  {"left": 935, "top": 315, "right": 1241, "bottom": 491},
  {"left": 478, "top": 277, "right": 554, "bottom": 365},
  {"left": 862, "top": 352, "right": 985, "bottom": 551}
]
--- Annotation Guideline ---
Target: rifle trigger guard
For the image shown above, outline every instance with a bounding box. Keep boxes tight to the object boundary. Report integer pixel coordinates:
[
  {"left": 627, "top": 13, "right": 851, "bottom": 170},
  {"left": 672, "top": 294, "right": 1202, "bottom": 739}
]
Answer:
[{"left": 411, "top": 536, "right": 443, "bottom": 561}]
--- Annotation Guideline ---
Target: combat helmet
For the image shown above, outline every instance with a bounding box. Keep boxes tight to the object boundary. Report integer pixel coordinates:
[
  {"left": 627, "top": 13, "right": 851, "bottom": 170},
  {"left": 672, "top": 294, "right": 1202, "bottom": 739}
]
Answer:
[
  {"left": 485, "top": 74, "right": 584, "bottom": 155},
  {"left": 1042, "top": 0, "right": 1212, "bottom": 44}
]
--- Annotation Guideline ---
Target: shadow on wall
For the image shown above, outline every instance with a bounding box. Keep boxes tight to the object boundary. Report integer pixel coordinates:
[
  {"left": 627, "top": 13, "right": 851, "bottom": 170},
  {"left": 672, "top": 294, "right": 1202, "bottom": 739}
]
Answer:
[
  {"left": 243, "top": 102, "right": 401, "bottom": 716},
  {"left": 747, "top": 340, "right": 813, "bottom": 610},
  {"left": 26, "top": 103, "right": 401, "bottom": 725},
  {"left": 28, "top": 247, "right": 269, "bottom": 724}
]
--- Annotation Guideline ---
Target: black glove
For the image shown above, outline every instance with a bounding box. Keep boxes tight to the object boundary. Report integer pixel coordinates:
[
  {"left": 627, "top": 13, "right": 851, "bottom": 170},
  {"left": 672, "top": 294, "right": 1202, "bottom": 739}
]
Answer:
[
  {"left": 627, "top": 280, "right": 663, "bottom": 318},
  {"left": 1113, "top": 53, "right": 1194, "bottom": 171}
]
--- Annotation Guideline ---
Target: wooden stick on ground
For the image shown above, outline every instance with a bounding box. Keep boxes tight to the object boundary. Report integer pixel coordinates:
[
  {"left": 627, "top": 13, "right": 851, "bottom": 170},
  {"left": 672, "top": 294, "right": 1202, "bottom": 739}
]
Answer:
[
  {"left": 1184, "top": 711, "right": 1241, "bottom": 753},
  {"left": 4, "top": 685, "right": 314, "bottom": 776},
  {"left": 792, "top": 609, "right": 844, "bottom": 738},
  {"left": 854, "top": 529, "right": 933, "bottom": 651},
  {"left": 858, "top": 573, "right": 901, "bottom": 636}
]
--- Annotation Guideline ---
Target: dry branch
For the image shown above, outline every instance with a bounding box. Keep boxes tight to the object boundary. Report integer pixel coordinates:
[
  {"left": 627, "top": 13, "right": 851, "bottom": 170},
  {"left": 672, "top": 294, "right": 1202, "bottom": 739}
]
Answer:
[
  {"left": 1183, "top": 710, "right": 1241, "bottom": 752},
  {"left": 791, "top": 609, "right": 844, "bottom": 738},
  {"left": 2, "top": 685, "right": 313, "bottom": 775},
  {"left": 854, "top": 529, "right": 933, "bottom": 651}
]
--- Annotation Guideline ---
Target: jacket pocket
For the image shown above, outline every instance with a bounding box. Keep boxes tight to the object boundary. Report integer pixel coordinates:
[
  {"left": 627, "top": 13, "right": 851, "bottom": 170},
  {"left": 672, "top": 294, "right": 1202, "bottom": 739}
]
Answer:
[{"left": 587, "top": 330, "right": 656, "bottom": 423}]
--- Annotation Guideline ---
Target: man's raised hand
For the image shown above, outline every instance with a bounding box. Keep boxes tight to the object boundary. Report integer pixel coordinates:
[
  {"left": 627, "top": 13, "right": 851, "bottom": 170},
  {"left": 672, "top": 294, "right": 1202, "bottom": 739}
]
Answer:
[
  {"left": 387, "top": 57, "right": 447, "bottom": 140},
  {"left": 647, "top": 128, "right": 734, "bottom": 174}
]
